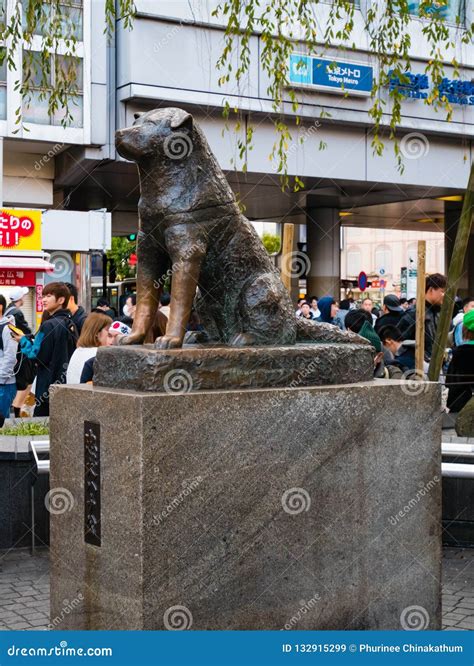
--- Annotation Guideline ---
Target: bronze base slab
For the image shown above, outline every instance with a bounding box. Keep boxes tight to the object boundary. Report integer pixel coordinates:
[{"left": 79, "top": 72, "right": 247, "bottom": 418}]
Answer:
[{"left": 94, "top": 343, "right": 374, "bottom": 392}]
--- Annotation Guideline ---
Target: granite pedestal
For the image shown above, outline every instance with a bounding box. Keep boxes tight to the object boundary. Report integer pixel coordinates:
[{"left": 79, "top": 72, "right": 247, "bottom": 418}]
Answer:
[{"left": 50, "top": 379, "right": 441, "bottom": 630}]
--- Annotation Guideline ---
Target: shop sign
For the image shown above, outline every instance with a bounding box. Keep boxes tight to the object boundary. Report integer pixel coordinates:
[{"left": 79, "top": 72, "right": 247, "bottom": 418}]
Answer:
[
  {"left": 36, "top": 284, "right": 43, "bottom": 313},
  {"left": 289, "top": 54, "right": 373, "bottom": 96},
  {"left": 0, "top": 269, "right": 36, "bottom": 286},
  {"left": 0, "top": 209, "right": 42, "bottom": 252},
  {"left": 388, "top": 71, "right": 429, "bottom": 99},
  {"left": 388, "top": 70, "right": 474, "bottom": 105}
]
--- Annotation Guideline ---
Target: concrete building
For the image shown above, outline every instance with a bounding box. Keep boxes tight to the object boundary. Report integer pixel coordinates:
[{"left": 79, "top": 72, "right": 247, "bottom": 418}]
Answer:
[
  {"left": 3, "top": 0, "right": 473, "bottom": 315},
  {"left": 341, "top": 226, "right": 446, "bottom": 302},
  {"left": 0, "top": 0, "right": 111, "bottom": 326}
]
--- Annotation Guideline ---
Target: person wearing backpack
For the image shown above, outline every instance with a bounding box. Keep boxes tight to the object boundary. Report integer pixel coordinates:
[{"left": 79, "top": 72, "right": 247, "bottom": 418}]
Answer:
[
  {"left": 0, "top": 294, "right": 18, "bottom": 426},
  {"left": 4, "top": 287, "right": 32, "bottom": 335},
  {"left": 12, "top": 282, "right": 78, "bottom": 417}
]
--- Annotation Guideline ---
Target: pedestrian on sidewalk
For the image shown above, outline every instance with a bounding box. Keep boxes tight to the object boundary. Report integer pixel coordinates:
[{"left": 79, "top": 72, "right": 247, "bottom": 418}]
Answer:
[
  {"left": 446, "top": 309, "right": 474, "bottom": 413},
  {"left": 66, "top": 312, "right": 114, "bottom": 384},
  {"left": 374, "top": 294, "right": 404, "bottom": 335},
  {"left": 12, "top": 282, "right": 78, "bottom": 416},
  {"left": 399, "top": 273, "right": 447, "bottom": 361},
  {"left": 65, "top": 282, "right": 87, "bottom": 334},
  {"left": 316, "top": 296, "right": 339, "bottom": 325},
  {"left": 0, "top": 294, "right": 18, "bottom": 426}
]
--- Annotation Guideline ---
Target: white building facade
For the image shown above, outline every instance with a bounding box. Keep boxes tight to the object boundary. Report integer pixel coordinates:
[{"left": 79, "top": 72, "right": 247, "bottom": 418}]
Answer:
[{"left": 0, "top": 0, "right": 472, "bottom": 319}]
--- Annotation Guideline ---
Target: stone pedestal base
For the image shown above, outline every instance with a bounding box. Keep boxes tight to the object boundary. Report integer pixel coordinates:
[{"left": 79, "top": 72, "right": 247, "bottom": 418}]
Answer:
[{"left": 50, "top": 380, "right": 441, "bottom": 630}]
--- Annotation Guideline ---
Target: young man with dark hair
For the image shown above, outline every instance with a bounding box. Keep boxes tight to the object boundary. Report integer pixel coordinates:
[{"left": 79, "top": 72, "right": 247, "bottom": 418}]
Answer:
[
  {"left": 13, "top": 282, "right": 78, "bottom": 416},
  {"left": 65, "top": 282, "right": 87, "bottom": 334},
  {"left": 378, "top": 324, "right": 415, "bottom": 376},
  {"left": 398, "top": 273, "right": 447, "bottom": 361}
]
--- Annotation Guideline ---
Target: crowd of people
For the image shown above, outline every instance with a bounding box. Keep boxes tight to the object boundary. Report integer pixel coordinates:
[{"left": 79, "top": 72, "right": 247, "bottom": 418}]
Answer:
[
  {"left": 296, "top": 274, "right": 474, "bottom": 413},
  {"left": 0, "top": 282, "right": 154, "bottom": 424},
  {"left": 0, "top": 274, "right": 472, "bottom": 424}
]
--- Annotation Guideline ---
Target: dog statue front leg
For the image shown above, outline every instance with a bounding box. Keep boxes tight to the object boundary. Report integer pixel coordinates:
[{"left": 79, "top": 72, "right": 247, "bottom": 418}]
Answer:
[
  {"left": 155, "top": 226, "right": 206, "bottom": 349},
  {"left": 120, "top": 237, "right": 165, "bottom": 345}
]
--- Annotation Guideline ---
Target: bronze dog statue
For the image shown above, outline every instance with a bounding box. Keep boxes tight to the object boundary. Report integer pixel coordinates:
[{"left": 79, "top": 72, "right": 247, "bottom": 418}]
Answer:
[{"left": 115, "top": 108, "right": 363, "bottom": 348}]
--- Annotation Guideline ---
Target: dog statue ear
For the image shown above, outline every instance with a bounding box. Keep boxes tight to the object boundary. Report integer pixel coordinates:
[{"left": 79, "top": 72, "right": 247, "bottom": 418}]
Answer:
[{"left": 170, "top": 109, "right": 193, "bottom": 131}]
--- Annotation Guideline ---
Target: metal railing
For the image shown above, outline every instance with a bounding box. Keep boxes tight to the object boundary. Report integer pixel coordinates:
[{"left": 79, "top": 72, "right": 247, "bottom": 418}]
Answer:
[
  {"left": 29, "top": 439, "right": 50, "bottom": 555},
  {"left": 442, "top": 441, "right": 474, "bottom": 479}
]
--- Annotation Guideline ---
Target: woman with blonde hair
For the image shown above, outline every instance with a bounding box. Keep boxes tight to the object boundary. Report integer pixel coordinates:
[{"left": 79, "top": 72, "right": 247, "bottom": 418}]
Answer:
[{"left": 66, "top": 312, "right": 113, "bottom": 384}]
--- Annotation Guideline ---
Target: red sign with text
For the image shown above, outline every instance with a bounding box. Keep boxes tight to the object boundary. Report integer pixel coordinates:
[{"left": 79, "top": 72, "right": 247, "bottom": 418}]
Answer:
[
  {"left": 36, "top": 284, "right": 44, "bottom": 313},
  {"left": 0, "top": 269, "right": 36, "bottom": 286}
]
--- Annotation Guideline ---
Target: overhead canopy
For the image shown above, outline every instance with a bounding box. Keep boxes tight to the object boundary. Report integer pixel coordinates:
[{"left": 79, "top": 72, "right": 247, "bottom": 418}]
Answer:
[{"left": 0, "top": 256, "right": 55, "bottom": 272}]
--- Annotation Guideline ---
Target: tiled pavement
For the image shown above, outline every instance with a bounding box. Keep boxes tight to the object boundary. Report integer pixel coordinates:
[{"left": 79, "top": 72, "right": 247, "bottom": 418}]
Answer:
[{"left": 0, "top": 547, "right": 473, "bottom": 630}]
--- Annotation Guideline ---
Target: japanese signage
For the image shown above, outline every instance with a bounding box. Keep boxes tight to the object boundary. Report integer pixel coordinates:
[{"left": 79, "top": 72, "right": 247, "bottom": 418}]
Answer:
[
  {"left": 0, "top": 269, "right": 36, "bottom": 286},
  {"left": 0, "top": 209, "right": 42, "bottom": 252},
  {"left": 389, "top": 71, "right": 474, "bottom": 106},
  {"left": 289, "top": 54, "right": 373, "bottom": 96}
]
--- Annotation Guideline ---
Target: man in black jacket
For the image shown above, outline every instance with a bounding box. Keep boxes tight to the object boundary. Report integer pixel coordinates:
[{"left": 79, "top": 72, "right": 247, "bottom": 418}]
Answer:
[
  {"left": 374, "top": 294, "right": 404, "bottom": 335},
  {"left": 65, "top": 282, "right": 87, "bottom": 334},
  {"left": 398, "top": 273, "right": 447, "bottom": 361},
  {"left": 14, "top": 282, "right": 78, "bottom": 416}
]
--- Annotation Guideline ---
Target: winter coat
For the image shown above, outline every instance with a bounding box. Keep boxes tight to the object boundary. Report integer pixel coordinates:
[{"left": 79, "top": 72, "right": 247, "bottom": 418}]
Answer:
[
  {"left": 19, "top": 309, "right": 78, "bottom": 411},
  {"left": 446, "top": 343, "right": 474, "bottom": 413},
  {"left": 398, "top": 302, "right": 441, "bottom": 360},
  {"left": 317, "top": 297, "right": 336, "bottom": 324},
  {"left": 71, "top": 306, "right": 87, "bottom": 335},
  {"left": 374, "top": 310, "right": 403, "bottom": 335},
  {"left": 0, "top": 315, "right": 18, "bottom": 385}
]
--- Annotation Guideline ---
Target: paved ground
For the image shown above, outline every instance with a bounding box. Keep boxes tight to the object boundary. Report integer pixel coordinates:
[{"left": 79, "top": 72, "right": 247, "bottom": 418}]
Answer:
[{"left": 0, "top": 547, "right": 473, "bottom": 630}]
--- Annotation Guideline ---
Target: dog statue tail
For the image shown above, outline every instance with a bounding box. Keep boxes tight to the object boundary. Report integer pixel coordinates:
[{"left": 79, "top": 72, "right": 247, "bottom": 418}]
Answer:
[{"left": 296, "top": 317, "right": 371, "bottom": 345}]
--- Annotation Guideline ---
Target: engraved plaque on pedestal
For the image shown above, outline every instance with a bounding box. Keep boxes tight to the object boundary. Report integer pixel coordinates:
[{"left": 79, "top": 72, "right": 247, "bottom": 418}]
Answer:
[{"left": 84, "top": 421, "right": 101, "bottom": 547}]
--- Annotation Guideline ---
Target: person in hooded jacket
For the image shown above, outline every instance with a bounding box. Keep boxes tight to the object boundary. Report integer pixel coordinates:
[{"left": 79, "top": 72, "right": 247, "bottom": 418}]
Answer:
[
  {"left": 446, "top": 309, "right": 474, "bottom": 413},
  {"left": 316, "top": 296, "right": 339, "bottom": 326},
  {"left": 0, "top": 294, "right": 18, "bottom": 425},
  {"left": 12, "top": 282, "right": 78, "bottom": 416}
]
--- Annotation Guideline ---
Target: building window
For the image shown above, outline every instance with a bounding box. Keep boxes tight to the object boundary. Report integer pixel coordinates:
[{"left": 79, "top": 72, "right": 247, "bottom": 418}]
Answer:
[
  {"left": 347, "top": 248, "right": 361, "bottom": 277},
  {"left": 404, "top": 0, "right": 465, "bottom": 24},
  {"left": 375, "top": 246, "right": 392, "bottom": 275},
  {"left": 0, "top": 47, "right": 6, "bottom": 120},
  {"left": 22, "top": 50, "right": 83, "bottom": 127},
  {"left": 22, "top": 0, "right": 82, "bottom": 40}
]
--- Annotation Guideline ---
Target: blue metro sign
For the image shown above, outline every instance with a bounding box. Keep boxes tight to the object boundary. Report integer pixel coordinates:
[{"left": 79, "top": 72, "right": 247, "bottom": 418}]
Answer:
[{"left": 288, "top": 54, "right": 373, "bottom": 96}]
